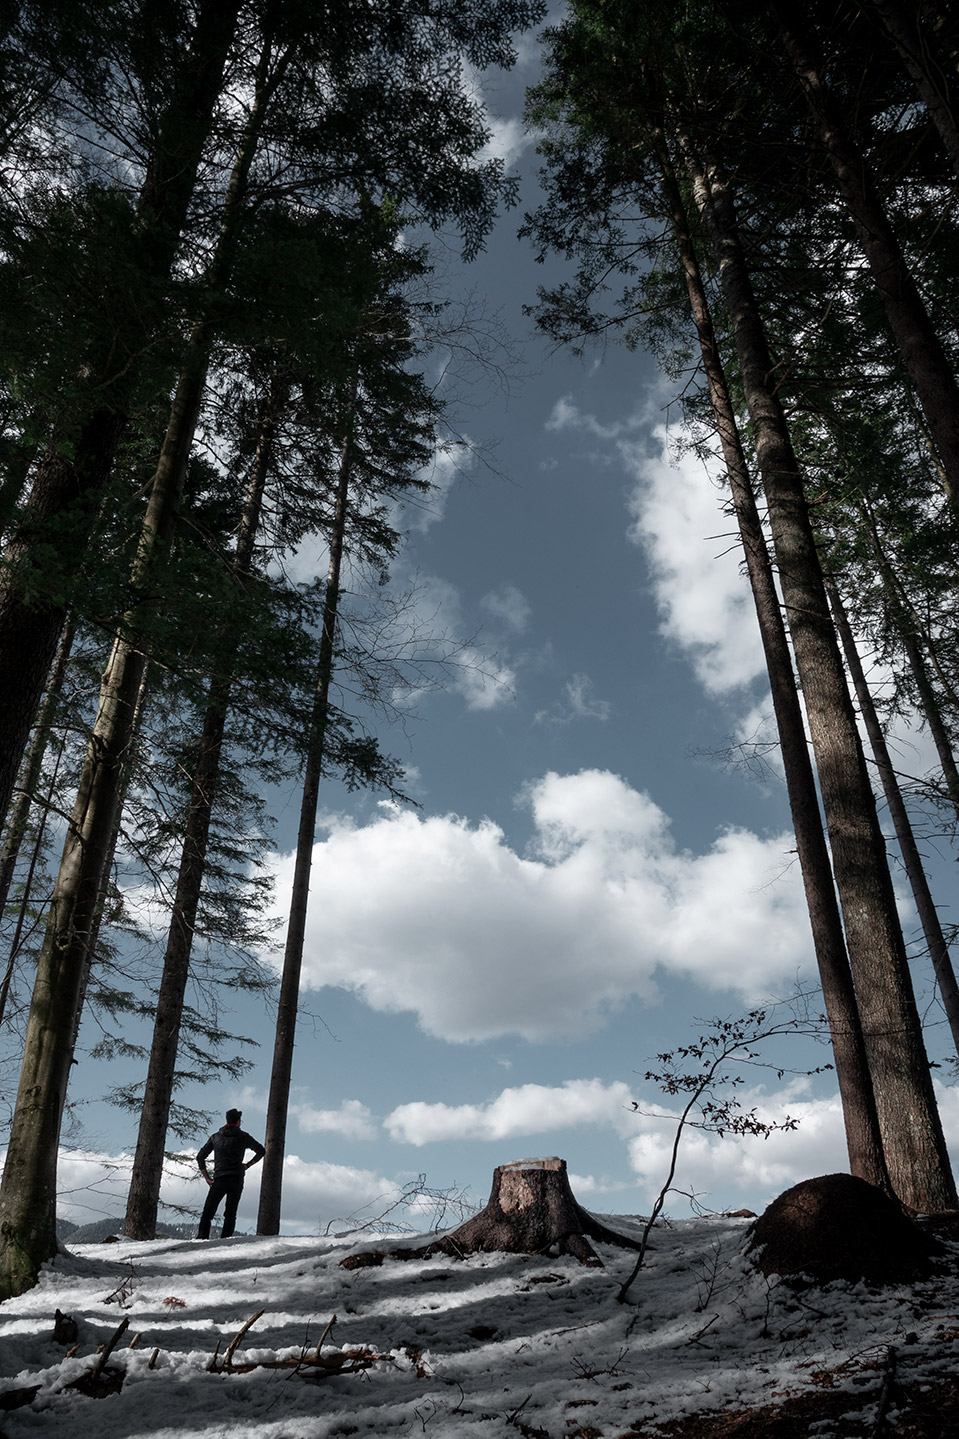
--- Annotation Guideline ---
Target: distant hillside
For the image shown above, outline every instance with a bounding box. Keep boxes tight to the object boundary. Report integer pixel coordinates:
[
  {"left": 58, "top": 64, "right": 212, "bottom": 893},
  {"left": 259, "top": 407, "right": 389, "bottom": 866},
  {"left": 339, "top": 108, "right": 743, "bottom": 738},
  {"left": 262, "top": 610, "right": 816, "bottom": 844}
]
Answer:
[{"left": 59, "top": 1218, "right": 201, "bottom": 1244}]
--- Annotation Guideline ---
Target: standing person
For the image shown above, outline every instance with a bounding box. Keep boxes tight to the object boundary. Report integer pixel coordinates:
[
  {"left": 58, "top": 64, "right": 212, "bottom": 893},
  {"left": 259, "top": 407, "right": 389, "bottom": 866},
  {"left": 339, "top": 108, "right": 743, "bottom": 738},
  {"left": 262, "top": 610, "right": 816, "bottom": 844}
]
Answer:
[{"left": 196, "top": 1108, "right": 265, "bottom": 1239}]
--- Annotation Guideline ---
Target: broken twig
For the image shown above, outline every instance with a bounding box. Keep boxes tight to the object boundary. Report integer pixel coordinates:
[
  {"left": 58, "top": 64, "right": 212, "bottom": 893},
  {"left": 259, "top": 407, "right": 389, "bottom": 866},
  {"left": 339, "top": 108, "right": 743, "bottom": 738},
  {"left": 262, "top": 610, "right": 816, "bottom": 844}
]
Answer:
[
  {"left": 90, "top": 1318, "right": 129, "bottom": 1381},
  {"left": 221, "top": 1308, "right": 266, "bottom": 1371},
  {"left": 307, "top": 1314, "right": 337, "bottom": 1364}
]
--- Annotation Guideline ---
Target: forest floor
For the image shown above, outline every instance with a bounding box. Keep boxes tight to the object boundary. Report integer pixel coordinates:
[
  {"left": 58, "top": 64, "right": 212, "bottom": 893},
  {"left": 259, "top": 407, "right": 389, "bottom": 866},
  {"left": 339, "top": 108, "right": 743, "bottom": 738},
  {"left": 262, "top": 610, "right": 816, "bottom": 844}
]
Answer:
[{"left": 0, "top": 1210, "right": 957, "bottom": 1437}]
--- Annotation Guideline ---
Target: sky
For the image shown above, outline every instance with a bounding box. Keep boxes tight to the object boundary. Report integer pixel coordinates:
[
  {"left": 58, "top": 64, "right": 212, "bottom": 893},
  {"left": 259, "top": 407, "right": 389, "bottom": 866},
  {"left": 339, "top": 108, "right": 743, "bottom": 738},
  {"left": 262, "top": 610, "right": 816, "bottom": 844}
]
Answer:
[{"left": 56, "top": 13, "right": 959, "bottom": 1237}]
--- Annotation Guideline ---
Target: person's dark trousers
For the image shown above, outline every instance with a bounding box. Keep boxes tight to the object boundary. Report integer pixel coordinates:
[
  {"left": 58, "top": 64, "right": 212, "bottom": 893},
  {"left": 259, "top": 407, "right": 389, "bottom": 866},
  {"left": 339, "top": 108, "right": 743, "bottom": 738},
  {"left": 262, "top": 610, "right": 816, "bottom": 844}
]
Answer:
[{"left": 197, "top": 1174, "right": 244, "bottom": 1239}]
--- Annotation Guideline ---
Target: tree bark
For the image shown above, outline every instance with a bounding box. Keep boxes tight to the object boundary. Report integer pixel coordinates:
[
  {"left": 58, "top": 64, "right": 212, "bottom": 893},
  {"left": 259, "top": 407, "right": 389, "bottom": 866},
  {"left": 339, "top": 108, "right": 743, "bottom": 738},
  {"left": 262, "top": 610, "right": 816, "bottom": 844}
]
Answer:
[
  {"left": 686, "top": 139, "right": 956, "bottom": 1212},
  {"left": 0, "top": 614, "right": 75, "bottom": 928},
  {"left": 0, "top": 412, "right": 125, "bottom": 836},
  {"left": 69, "top": 661, "right": 153, "bottom": 1064},
  {"left": 0, "top": 0, "right": 242, "bottom": 835},
  {"left": 826, "top": 574, "right": 959, "bottom": 1056},
  {"left": 0, "top": 428, "right": 39, "bottom": 546},
  {"left": 0, "top": 35, "right": 282, "bottom": 1295},
  {"left": 0, "top": 623, "right": 75, "bottom": 1035},
  {"left": 772, "top": 0, "right": 959, "bottom": 511},
  {"left": 655, "top": 125, "right": 889, "bottom": 1191},
  {"left": 862, "top": 0, "right": 959, "bottom": 182},
  {"left": 340, "top": 1158, "right": 645, "bottom": 1269},
  {"left": 257, "top": 390, "right": 355, "bottom": 1237},
  {"left": 123, "top": 381, "right": 282, "bottom": 1241},
  {"left": 0, "top": 634, "right": 141, "bottom": 1297},
  {"left": 859, "top": 499, "right": 959, "bottom": 822}
]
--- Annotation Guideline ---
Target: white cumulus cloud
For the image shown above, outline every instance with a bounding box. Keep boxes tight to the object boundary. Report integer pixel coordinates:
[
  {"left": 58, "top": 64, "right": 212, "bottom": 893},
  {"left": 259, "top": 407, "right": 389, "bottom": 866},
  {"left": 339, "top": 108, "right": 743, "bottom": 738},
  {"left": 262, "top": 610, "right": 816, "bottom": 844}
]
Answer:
[
  {"left": 379, "top": 569, "right": 518, "bottom": 713},
  {"left": 623, "top": 426, "right": 765, "bottom": 695},
  {"left": 480, "top": 582, "right": 531, "bottom": 633},
  {"left": 41, "top": 1149, "right": 402, "bottom": 1235},
  {"left": 267, "top": 769, "right": 814, "bottom": 1044},
  {"left": 625, "top": 1084, "right": 850, "bottom": 1210},
  {"left": 293, "top": 1099, "right": 378, "bottom": 1141},
  {"left": 480, "top": 114, "right": 533, "bottom": 167},
  {"left": 385, "top": 1079, "right": 638, "bottom": 1145},
  {"left": 534, "top": 672, "right": 610, "bottom": 725},
  {"left": 545, "top": 402, "right": 765, "bottom": 696}
]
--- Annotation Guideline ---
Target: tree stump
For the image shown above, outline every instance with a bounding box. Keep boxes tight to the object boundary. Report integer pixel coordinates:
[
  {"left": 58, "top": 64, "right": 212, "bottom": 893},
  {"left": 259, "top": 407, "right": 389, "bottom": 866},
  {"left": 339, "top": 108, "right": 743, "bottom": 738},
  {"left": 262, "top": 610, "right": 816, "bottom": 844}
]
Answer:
[
  {"left": 745, "top": 1173, "right": 943, "bottom": 1286},
  {"left": 340, "top": 1157, "right": 645, "bottom": 1270}
]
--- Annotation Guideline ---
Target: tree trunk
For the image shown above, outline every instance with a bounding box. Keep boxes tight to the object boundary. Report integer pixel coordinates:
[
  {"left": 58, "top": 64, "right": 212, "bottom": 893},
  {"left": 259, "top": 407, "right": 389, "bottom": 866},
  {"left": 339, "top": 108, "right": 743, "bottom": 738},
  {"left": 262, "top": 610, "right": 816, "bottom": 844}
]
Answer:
[
  {"left": 917, "top": 2, "right": 959, "bottom": 77},
  {"left": 0, "top": 412, "right": 124, "bottom": 835},
  {"left": 772, "top": 0, "right": 959, "bottom": 510},
  {"left": 340, "top": 1158, "right": 645, "bottom": 1269},
  {"left": 0, "top": 638, "right": 141, "bottom": 1297},
  {"left": 655, "top": 125, "right": 890, "bottom": 1191},
  {"left": 257, "top": 396, "right": 355, "bottom": 1237},
  {"left": 859, "top": 499, "right": 959, "bottom": 822},
  {"left": 70, "top": 661, "right": 153, "bottom": 1062},
  {"left": 0, "top": 427, "right": 39, "bottom": 545},
  {"left": 863, "top": 0, "right": 959, "bottom": 182},
  {"left": 0, "top": 614, "right": 75, "bottom": 926},
  {"left": 0, "top": 0, "right": 242, "bottom": 835},
  {"left": 0, "top": 363, "right": 203, "bottom": 1298},
  {"left": 686, "top": 139, "right": 956, "bottom": 1212},
  {"left": 826, "top": 574, "right": 959, "bottom": 1056},
  {"left": 124, "top": 383, "right": 281, "bottom": 1241},
  {"left": 0, "top": 630, "right": 74, "bottom": 1034},
  {"left": 0, "top": 39, "right": 281, "bottom": 1297}
]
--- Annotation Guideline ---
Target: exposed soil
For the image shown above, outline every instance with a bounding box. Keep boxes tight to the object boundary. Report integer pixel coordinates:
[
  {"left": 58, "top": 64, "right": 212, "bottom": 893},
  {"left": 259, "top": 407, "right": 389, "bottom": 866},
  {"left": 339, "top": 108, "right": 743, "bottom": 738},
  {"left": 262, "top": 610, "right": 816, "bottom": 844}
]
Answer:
[{"left": 623, "top": 1371, "right": 959, "bottom": 1437}]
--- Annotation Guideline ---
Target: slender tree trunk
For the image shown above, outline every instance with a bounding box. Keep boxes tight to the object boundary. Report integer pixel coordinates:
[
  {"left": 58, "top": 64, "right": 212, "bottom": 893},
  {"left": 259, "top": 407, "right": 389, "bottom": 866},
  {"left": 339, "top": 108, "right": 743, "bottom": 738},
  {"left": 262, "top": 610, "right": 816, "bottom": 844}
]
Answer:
[
  {"left": 0, "top": 0, "right": 242, "bottom": 835},
  {"left": 0, "top": 676, "right": 73, "bottom": 1035},
  {"left": 0, "top": 429, "right": 39, "bottom": 544},
  {"left": 0, "top": 33, "right": 285, "bottom": 1295},
  {"left": 124, "top": 383, "right": 282, "bottom": 1241},
  {"left": 0, "top": 413, "right": 125, "bottom": 836},
  {"left": 0, "top": 632, "right": 145, "bottom": 1295},
  {"left": 686, "top": 138, "right": 956, "bottom": 1212},
  {"left": 916, "top": 2, "right": 959, "bottom": 75},
  {"left": 860, "top": 499, "right": 959, "bottom": 821},
  {"left": 771, "top": 0, "right": 959, "bottom": 511},
  {"left": 0, "top": 43, "right": 282, "bottom": 1294},
  {"left": 863, "top": 0, "right": 959, "bottom": 179},
  {"left": 827, "top": 574, "right": 959, "bottom": 1056},
  {"left": 70, "top": 661, "right": 153, "bottom": 1060},
  {"left": 0, "top": 379, "right": 199, "bottom": 1292},
  {"left": 0, "top": 615, "right": 75, "bottom": 925},
  {"left": 257, "top": 408, "right": 355, "bottom": 1237},
  {"left": 656, "top": 127, "right": 889, "bottom": 1190}
]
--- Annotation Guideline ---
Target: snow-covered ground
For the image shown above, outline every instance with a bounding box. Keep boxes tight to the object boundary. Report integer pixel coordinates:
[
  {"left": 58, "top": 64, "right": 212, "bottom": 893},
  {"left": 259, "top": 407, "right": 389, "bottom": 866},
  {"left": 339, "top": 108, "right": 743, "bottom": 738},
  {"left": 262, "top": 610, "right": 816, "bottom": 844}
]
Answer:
[{"left": 1, "top": 1212, "right": 957, "bottom": 1437}]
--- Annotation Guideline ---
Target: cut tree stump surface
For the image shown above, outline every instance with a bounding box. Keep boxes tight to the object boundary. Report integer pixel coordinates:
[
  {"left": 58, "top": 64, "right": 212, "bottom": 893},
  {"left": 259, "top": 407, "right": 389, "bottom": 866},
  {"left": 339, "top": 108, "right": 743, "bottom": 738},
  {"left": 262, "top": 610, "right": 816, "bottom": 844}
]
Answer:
[{"left": 340, "top": 1157, "right": 646, "bottom": 1270}]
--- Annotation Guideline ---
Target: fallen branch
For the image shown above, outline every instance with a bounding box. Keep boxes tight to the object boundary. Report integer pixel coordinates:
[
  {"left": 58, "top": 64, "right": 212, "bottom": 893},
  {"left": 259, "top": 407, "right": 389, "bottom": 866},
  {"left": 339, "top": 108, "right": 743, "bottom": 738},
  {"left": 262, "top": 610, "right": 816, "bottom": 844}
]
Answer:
[
  {"left": 0, "top": 1385, "right": 40, "bottom": 1412},
  {"left": 68, "top": 1318, "right": 130, "bottom": 1399},
  {"left": 221, "top": 1308, "right": 265, "bottom": 1372},
  {"left": 226, "top": 1346, "right": 391, "bottom": 1378},
  {"left": 872, "top": 1346, "right": 898, "bottom": 1437},
  {"left": 305, "top": 1313, "right": 337, "bottom": 1364},
  {"left": 685, "top": 1313, "right": 720, "bottom": 1348},
  {"left": 506, "top": 1393, "right": 533, "bottom": 1425},
  {"left": 90, "top": 1318, "right": 130, "bottom": 1382},
  {"left": 101, "top": 1265, "right": 137, "bottom": 1308}
]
